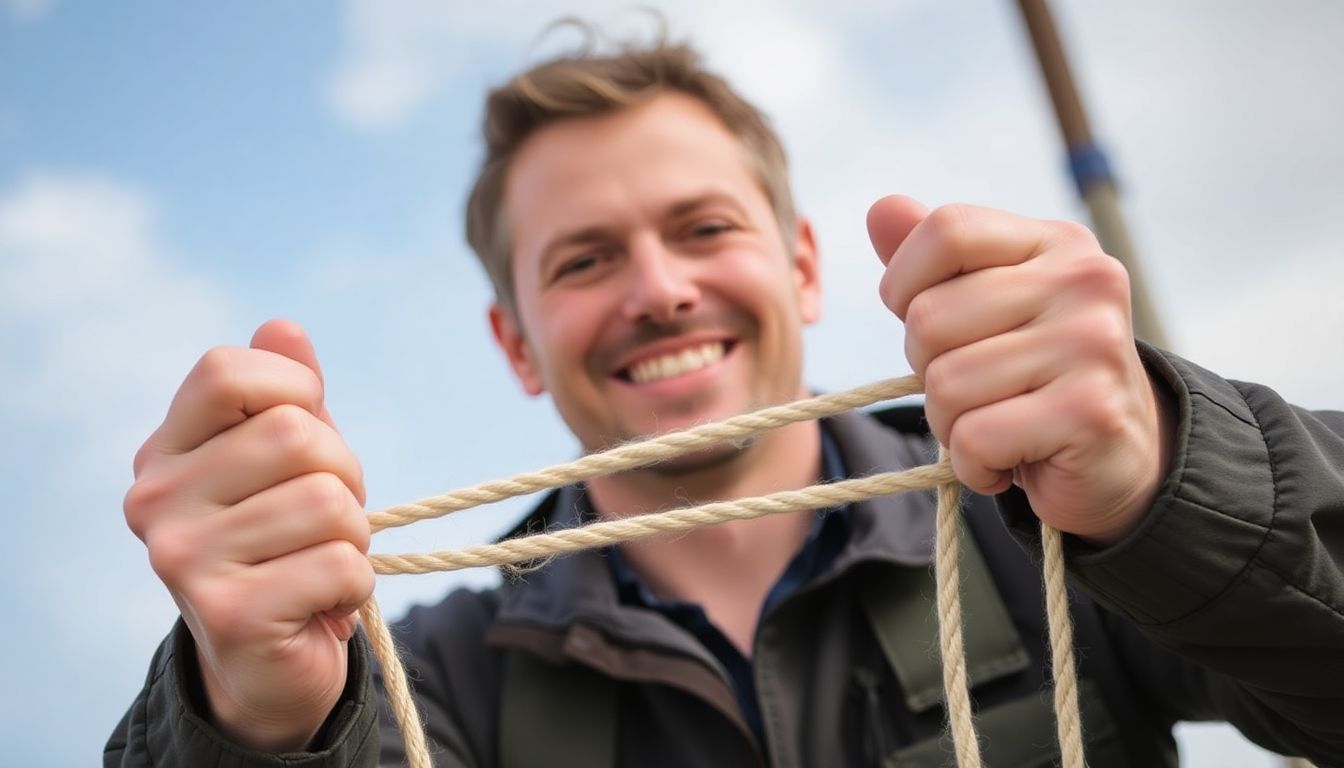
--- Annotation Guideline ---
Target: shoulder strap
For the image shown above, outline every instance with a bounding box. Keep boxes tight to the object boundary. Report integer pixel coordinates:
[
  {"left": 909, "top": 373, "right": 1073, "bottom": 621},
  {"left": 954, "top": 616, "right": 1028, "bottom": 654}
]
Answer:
[
  {"left": 500, "top": 649, "right": 617, "bottom": 768},
  {"left": 860, "top": 521, "right": 1030, "bottom": 712}
]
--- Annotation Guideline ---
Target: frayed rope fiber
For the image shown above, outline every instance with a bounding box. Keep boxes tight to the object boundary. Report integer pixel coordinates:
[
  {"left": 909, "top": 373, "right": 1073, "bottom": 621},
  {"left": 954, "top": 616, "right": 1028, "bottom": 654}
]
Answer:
[{"left": 360, "top": 377, "right": 1083, "bottom": 768}]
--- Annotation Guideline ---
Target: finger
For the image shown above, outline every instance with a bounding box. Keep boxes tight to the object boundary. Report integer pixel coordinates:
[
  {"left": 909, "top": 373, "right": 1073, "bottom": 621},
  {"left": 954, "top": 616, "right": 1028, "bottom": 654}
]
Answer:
[
  {"left": 901, "top": 256, "right": 1057, "bottom": 374},
  {"left": 143, "top": 347, "right": 326, "bottom": 467},
  {"left": 199, "top": 540, "right": 375, "bottom": 644},
  {"left": 920, "top": 324, "right": 1067, "bottom": 446},
  {"left": 173, "top": 403, "right": 365, "bottom": 506},
  {"left": 246, "top": 541, "right": 375, "bottom": 627},
  {"left": 879, "top": 205, "right": 1080, "bottom": 320},
  {"left": 866, "top": 194, "right": 929, "bottom": 266},
  {"left": 203, "top": 473, "right": 370, "bottom": 567},
  {"left": 251, "top": 319, "right": 338, "bottom": 430},
  {"left": 944, "top": 375, "right": 1090, "bottom": 495}
]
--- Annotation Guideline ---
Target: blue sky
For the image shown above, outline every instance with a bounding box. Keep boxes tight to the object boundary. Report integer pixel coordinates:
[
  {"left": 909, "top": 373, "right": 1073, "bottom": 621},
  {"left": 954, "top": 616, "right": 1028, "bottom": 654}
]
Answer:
[{"left": 3, "top": 1, "right": 1341, "bottom": 765}]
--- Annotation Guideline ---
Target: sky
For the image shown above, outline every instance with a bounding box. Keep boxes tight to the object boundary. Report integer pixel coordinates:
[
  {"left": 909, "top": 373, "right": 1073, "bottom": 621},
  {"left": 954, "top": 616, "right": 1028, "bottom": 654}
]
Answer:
[{"left": 2, "top": 1, "right": 1341, "bottom": 765}]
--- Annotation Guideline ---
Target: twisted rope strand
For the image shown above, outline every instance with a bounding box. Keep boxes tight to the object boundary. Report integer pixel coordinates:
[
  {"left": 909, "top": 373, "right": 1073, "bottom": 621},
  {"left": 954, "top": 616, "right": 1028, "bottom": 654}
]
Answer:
[
  {"left": 366, "top": 377, "right": 922, "bottom": 532},
  {"left": 934, "top": 447, "right": 983, "bottom": 767},
  {"left": 369, "top": 464, "right": 956, "bottom": 575},
  {"left": 1042, "top": 522, "right": 1086, "bottom": 768},
  {"left": 357, "top": 377, "right": 1085, "bottom": 768},
  {"left": 358, "top": 597, "right": 430, "bottom": 768}
]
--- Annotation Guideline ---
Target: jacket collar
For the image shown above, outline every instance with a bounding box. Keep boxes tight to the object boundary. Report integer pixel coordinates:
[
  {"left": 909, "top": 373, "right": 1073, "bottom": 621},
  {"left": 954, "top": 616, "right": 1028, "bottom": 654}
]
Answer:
[
  {"left": 822, "top": 405, "right": 939, "bottom": 572},
  {"left": 489, "top": 407, "right": 938, "bottom": 655}
]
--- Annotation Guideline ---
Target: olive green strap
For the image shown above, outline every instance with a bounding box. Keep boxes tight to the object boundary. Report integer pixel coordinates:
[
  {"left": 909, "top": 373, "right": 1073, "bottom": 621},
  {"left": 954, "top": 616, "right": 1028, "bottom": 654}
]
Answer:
[
  {"left": 500, "top": 650, "right": 617, "bottom": 768},
  {"left": 887, "top": 680, "right": 1125, "bottom": 767},
  {"left": 861, "top": 524, "right": 1030, "bottom": 712}
]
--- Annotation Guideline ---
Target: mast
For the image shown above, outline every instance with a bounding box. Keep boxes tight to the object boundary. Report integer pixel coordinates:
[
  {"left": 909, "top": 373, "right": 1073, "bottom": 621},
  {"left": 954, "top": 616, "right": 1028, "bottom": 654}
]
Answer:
[{"left": 1016, "top": 0, "right": 1168, "bottom": 348}]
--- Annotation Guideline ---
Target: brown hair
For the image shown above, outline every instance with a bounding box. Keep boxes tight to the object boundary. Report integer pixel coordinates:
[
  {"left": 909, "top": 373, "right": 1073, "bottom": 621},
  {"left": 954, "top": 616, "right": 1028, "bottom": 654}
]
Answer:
[{"left": 464, "top": 24, "right": 797, "bottom": 315}]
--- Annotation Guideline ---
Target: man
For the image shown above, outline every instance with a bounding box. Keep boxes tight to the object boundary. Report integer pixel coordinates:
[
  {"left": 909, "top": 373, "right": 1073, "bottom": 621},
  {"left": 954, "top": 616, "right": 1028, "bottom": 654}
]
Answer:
[{"left": 107, "top": 33, "right": 1344, "bottom": 767}]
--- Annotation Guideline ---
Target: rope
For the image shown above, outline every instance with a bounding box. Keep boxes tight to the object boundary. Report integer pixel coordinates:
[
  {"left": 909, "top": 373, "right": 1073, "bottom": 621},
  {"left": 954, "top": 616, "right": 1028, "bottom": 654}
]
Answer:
[
  {"left": 366, "top": 376, "right": 922, "bottom": 532},
  {"left": 357, "top": 377, "right": 1085, "bottom": 767},
  {"left": 357, "top": 597, "right": 430, "bottom": 768},
  {"left": 935, "top": 446, "right": 983, "bottom": 767},
  {"left": 1043, "top": 523, "right": 1085, "bottom": 767}
]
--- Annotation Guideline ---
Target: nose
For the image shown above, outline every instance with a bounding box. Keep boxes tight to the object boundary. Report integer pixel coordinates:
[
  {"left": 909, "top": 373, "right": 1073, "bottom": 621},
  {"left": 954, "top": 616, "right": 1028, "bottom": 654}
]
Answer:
[{"left": 621, "top": 234, "right": 700, "bottom": 324}]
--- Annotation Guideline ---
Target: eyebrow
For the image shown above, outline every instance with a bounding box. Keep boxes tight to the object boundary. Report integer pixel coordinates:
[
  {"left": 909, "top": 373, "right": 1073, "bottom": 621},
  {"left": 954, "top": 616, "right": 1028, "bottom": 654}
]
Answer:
[
  {"left": 536, "top": 191, "right": 748, "bottom": 276},
  {"left": 538, "top": 226, "right": 616, "bottom": 279},
  {"left": 667, "top": 191, "right": 747, "bottom": 219}
]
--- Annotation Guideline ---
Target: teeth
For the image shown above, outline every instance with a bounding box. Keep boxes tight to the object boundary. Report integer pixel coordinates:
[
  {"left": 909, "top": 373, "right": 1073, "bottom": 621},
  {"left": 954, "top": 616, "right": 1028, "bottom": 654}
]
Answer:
[{"left": 628, "top": 342, "right": 725, "bottom": 384}]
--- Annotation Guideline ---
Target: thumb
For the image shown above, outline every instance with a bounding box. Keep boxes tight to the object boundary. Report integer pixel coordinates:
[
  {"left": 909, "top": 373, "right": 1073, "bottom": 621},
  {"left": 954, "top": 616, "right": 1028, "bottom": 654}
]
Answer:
[
  {"left": 867, "top": 195, "right": 930, "bottom": 266},
  {"left": 250, "top": 319, "right": 337, "bottom": 428}
]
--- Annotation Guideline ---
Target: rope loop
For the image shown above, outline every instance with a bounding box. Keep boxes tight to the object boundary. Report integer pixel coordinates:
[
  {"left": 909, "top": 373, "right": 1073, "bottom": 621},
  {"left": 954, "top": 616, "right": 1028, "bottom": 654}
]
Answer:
[{"left": 359, "top": 377, "right": 1083, "bottom": 768}]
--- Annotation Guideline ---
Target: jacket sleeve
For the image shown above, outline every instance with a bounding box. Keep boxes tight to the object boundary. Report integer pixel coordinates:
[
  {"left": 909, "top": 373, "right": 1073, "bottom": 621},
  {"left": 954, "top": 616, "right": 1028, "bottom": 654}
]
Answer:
[
  {"left": 999, "top": 345, "right": 1344, "bottom": 764},
  {"left": 104, "top": 620, "right": 380, "bottom": 768}
]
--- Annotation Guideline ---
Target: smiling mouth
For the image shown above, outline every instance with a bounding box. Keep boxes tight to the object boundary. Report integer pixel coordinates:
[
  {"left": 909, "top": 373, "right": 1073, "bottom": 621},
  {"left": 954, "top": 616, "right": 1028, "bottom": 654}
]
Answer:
[{"left": 617, "top": 341, "right": 734, "bottom": 384}]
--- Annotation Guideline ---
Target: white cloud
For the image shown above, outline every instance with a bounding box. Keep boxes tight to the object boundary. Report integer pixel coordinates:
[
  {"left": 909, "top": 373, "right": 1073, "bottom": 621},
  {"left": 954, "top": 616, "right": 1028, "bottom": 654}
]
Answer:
[
  {"left": 325, "top": 0, "right": 462, "bottom": 130},
  {"left": 2, "top": 0, "right": 55, "bottom": 22},
  {"left": 1174, "top": 231, "right": 1344, "bottom": 410},
  {"left": 0, "top": 171, "right": 245, "bottom": 759},
  {"left": 0, "top": 173, "right": 239, "bottom": 694},
  {"left": 325, "top": 0, "right": 561, "bottom": 130},
  {"left": 0, "top": 174, "right": 232, "bottom": 445},
  {"left": 324, "top": 0, "right": 903, "bottom": 131}
]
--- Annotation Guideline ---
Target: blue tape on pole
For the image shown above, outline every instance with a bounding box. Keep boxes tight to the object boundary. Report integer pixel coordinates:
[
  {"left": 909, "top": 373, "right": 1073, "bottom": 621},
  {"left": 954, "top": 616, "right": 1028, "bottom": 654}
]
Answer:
[{"left": 1067, "top": 142, "right": 1115, "bottom": 194}]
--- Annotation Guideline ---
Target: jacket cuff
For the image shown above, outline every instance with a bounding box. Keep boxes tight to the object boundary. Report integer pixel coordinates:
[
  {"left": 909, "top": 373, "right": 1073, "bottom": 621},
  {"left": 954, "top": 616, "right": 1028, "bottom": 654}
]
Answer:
[
  {"left": 162, "top": 620, "right": 379, "bottom": 766},
  {"left": 998, "top": 343, "right": 1275, "bottom": 626}
]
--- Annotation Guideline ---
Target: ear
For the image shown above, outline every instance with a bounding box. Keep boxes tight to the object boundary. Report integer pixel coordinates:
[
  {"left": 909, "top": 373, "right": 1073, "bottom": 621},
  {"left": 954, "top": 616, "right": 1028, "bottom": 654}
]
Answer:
[
  {"left": 791, "top": 217, "right": 822, "bottom": 325},
  {"left": 488, "top": 303, "right": 546, "bottom": 396}
]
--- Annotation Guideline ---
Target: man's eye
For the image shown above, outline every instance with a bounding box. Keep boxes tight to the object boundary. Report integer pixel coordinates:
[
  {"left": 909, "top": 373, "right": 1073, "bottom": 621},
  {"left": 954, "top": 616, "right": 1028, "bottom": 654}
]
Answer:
[
  {"left": 690, "top": 221, "right": 734, "bottom": 238},
  {"left": 555, "top": 252, "right": 606, "bottom": 279}
]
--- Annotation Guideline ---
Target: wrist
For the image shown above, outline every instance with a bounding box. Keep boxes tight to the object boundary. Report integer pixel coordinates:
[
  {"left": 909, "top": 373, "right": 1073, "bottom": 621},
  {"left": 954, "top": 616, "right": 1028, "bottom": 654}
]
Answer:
[
  {"left": 196, "top": 646, "right": 344, "bottom": 753},
  {"left": 1080, "top": 366, "right": 1179, "bottom": 547}
]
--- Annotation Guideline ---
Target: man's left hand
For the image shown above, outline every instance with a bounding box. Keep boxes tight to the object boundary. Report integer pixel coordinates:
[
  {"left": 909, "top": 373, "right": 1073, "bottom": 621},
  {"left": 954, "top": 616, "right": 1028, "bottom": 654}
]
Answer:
[{"left": 867, "top": 195, "right": 1175, "bottom": 545}]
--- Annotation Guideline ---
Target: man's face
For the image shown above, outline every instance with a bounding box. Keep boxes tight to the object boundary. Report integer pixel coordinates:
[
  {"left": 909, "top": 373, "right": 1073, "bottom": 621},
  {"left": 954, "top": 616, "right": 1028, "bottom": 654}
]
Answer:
[{"left": 491, "top": 92, "right": 820, "bottom": 454}]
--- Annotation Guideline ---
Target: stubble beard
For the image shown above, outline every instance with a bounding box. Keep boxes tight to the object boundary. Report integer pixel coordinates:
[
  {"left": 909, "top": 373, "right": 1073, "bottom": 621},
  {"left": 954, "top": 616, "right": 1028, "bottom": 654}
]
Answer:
[{"left": 606, "top": 388, "right": 769, "bottom": 478}]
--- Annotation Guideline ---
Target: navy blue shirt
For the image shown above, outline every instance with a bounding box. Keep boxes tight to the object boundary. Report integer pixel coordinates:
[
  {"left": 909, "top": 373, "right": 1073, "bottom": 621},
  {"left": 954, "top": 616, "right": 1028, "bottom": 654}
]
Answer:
[{"left": 582, "top": 425, "right": 853, "bottom": 748}]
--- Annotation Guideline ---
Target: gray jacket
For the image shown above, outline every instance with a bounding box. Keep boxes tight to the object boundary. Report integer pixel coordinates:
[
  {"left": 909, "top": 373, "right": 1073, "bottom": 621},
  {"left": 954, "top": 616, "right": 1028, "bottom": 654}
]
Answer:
[{"left": 106, "top": 348, "right": 1344, "bottom": 766}]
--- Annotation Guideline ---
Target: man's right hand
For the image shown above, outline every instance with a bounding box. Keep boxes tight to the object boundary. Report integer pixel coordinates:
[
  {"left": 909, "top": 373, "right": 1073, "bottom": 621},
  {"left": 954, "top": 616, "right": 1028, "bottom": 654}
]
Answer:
[{"left": 123, "top": 319, "right": 374, "bottom": 752}]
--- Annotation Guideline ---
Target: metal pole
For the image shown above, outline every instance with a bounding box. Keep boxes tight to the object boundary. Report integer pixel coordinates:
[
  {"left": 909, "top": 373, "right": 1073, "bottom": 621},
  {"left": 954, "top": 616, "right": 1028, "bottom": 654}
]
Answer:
[{"left": 1015, "top": 0, "right": 1169, "bottom": 349}]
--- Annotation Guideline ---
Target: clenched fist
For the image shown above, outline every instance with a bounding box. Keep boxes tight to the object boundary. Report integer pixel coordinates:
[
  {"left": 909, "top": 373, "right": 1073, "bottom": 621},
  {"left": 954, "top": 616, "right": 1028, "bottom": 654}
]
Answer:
[
  {"left": 123, "top": 320, "right": 374, "bottom": 751},
  {"left": 868, "top": 196, "right": 1175, "bottom": 545}
]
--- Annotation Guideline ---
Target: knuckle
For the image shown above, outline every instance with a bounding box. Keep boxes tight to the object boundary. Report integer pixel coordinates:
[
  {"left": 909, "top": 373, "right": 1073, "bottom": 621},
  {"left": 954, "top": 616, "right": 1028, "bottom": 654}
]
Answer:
[
  {"left": 326, "top": 541, "right": 372, "bottom": 583},
  {"left": 924, "top": 204, "right": 973, "bottom": 252},
  {"left": 303, "top": 474, "right": 369, "bottom": 551},
  {"left": 1076, "top": 370, "right": 1132, "bottom": 435},
  {"left": 922, "top": 405, "right": 951, "bottom": 450},
  {"left": 921, "top": 354, "right": 956, "bottom": 401},
  {"left": 946, "top": 413, "right": 982, "bottom": 460},
  {"left": 145, "top": 523, "right": 197, "bottom": 585},
  {"left": 302, "top": 472, "right": 350, "bottom": 520},
  {"left": 193, "top": 347, "right": 245, "bottom": 404},
  {"left": 262, "top": 404, "right": 317, "bottom": 458},
  {"left": 1074, "top": 306, "right": 1133, "bottom": 356},
  {"left": 1076, "top": 252, "right": 1130, "bottom": 295},
  {"left": 877, "top": 268, "right": 901, "bottom": 315},
  {"left": 903, "top": 292, "right": 939, "bottom": 345},
  {"left": 902, "top": 331, "right": 932, "bottom": 382},
  {"left": 123, "top": 476, "right": 169, "bottom": 539},
  {"left": 947, "top": 433, "right": 985, "bottom": 485},
  {"left": 193, "top": 582, "right": 249, "bottom": 642},
  {"left": 1050, "top": 219, "right": 1100, "bottom": 249},
  {"left": 347, "top": 458, "right": 366, "bottom": 503},
  {"left": 131, "top": 438, "right": 159, "bottom": 477},
  {"left": 348, "top": 548, "right": 376, "bottom": 597},
  {"left": 1057, "top": 249, "right": 1130, "bottom": 299}
]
